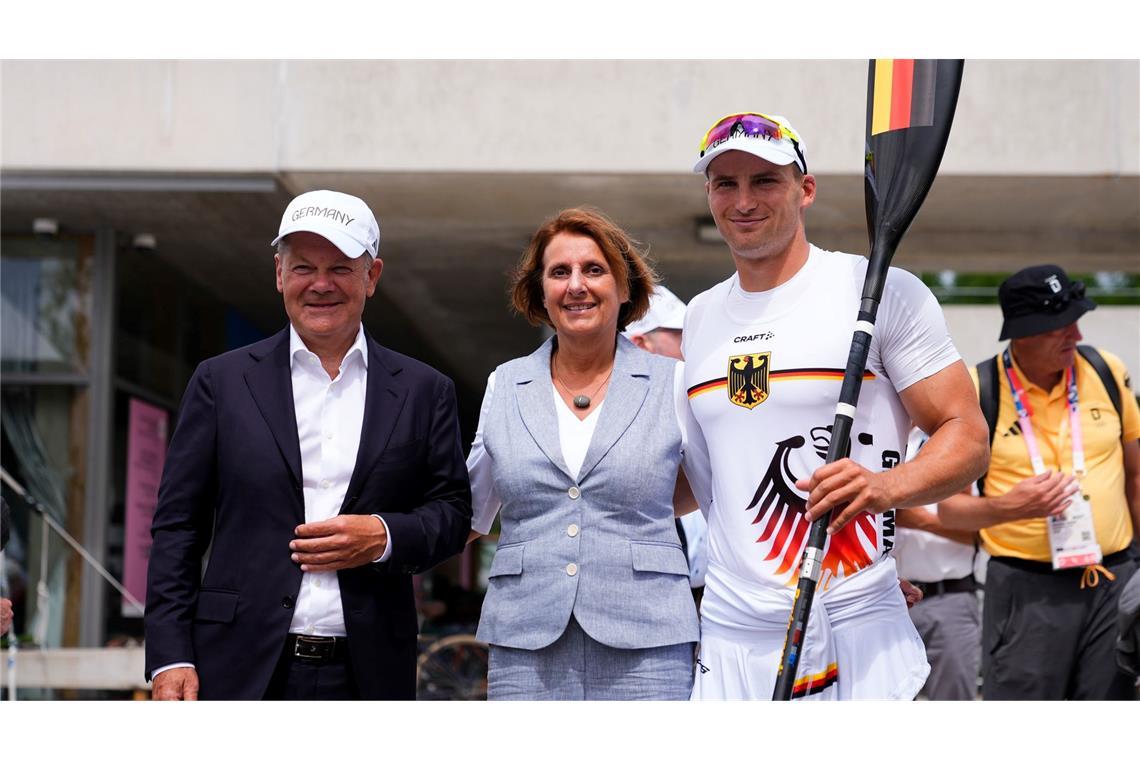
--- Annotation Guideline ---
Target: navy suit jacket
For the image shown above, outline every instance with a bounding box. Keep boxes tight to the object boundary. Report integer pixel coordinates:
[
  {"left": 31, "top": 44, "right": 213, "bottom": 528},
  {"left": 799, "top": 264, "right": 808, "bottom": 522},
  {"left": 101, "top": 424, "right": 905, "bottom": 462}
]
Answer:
[{"left": 144, "top": 327, "right": 472, "bottom": 699}]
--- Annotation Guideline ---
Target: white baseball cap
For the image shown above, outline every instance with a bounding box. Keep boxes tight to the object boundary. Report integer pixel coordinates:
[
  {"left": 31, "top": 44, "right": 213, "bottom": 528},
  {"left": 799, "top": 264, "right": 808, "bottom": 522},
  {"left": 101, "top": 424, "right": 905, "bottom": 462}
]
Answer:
[
  {"left": 623, "top": 285, "right": 686, "bottom": 336},
  {"left": 271, "top": 189, "right": 380, "bottom": 259},
  {"left": 692, "top": 112, "right": 807, "bottom": 176}
]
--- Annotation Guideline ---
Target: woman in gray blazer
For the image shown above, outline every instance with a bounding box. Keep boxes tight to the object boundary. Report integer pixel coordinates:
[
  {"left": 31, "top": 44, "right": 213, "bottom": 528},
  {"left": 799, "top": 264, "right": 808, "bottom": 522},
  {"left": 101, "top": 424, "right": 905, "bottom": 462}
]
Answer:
[{"left": 466, "top": 207, "right": 703, "bottom": 700}]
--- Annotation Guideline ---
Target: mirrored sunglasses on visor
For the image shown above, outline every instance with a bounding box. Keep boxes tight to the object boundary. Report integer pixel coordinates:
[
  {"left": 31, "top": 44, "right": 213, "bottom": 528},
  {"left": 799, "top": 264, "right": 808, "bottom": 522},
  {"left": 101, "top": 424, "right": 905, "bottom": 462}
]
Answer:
[{"left": 698, "top": 112, "right": 807, "bottom": 173}]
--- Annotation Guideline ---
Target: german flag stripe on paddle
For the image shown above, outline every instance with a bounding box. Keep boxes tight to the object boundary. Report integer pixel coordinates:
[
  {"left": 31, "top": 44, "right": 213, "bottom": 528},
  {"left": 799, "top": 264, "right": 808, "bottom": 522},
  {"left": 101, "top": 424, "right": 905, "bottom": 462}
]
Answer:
[
  {"left": 688, "top": 369, "right": 875, "bottom": 399},
  {"left": 870, "top": 59, "right": 937, "bottom": 136}
]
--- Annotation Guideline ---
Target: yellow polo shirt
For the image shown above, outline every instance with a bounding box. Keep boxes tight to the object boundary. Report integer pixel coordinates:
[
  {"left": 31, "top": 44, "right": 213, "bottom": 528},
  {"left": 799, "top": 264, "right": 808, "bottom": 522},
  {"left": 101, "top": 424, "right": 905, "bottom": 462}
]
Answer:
[{"left": 972, "top": 348, "right": 1140, "bottom": 562}]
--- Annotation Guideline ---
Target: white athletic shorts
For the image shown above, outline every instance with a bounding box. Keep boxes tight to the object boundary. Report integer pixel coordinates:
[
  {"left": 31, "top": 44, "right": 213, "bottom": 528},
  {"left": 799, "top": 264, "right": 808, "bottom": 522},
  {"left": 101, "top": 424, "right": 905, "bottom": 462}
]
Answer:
[{"left": 692, "top": 559, "right": 930, "bottom": 700}]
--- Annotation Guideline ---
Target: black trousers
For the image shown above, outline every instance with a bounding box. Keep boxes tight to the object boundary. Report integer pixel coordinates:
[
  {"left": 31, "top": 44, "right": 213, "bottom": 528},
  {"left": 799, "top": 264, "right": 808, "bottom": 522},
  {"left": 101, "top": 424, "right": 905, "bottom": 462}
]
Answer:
[
  {"left": 982, "top": 551, "right": 1136, "bottom": 700},
  {"left": 263, "top": 640, "right": 360, "bottom": 700}
]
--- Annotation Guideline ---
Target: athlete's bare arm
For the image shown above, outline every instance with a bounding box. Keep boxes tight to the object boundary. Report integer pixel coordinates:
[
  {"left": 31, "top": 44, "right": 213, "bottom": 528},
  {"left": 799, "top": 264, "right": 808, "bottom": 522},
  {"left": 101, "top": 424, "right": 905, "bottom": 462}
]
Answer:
[{"left": 801, "top": 360, "right": 988, "bottom": 533}]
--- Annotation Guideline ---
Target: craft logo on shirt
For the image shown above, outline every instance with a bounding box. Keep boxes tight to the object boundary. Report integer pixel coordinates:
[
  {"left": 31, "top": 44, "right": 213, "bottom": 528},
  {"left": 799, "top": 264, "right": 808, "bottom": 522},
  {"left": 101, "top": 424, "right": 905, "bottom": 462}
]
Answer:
[
  {"left": 733, "top": 331, "right": 775, "bottom": 344},
  {"left": 728, "top": 353, "right": 770, "bottom": 409}
]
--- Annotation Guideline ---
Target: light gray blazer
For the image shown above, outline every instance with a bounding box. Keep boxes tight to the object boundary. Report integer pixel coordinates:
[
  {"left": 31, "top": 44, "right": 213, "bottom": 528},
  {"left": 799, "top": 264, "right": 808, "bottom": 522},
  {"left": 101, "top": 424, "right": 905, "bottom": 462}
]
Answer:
[{"left": 475, "top": 335, "right": 699, "bottom": 651}]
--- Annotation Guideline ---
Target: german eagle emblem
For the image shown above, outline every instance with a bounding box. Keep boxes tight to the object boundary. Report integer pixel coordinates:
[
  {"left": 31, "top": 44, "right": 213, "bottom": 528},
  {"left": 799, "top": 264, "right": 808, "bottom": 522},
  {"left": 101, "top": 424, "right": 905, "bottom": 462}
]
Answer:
[
  {"left": 745, "top": 434, "right": 878, "bottom": 589},
  {"left": 728, "top": 353, "right": 770, "bottom": 409}
]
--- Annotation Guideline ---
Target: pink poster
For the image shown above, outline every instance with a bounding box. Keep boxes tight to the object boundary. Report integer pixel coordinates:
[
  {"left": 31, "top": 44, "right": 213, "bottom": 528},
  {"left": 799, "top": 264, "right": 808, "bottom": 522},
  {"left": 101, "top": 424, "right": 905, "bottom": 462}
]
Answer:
[{"left": 122, "top": 398, "right": 169, "bottom": 617}]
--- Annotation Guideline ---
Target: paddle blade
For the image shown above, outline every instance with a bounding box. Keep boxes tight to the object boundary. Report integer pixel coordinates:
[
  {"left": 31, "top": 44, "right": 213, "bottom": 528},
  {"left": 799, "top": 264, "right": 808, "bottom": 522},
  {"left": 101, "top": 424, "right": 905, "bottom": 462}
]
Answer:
[{"left": 864, "top": 59, "right": 964, "bottom": 268}]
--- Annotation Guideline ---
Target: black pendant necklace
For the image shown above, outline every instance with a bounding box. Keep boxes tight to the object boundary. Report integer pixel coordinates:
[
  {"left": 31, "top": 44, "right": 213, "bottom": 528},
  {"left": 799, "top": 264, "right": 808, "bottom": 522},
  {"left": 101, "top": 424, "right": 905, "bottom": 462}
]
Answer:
[{"left": 553, "top": 357, "right": 615, "bottom": 411}]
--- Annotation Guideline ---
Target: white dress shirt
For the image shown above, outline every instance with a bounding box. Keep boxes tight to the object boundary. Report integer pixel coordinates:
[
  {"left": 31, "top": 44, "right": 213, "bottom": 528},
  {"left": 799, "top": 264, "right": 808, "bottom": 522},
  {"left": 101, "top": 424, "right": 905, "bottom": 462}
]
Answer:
[{"left": 288, "top": 324, "right": 391, "bottom": 636}]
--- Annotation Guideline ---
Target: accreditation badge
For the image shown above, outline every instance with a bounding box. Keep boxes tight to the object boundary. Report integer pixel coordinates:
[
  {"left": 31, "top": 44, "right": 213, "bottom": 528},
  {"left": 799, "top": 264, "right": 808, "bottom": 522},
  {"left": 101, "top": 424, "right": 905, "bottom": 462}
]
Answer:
[{"left": 1047, "top": 492, "right": 1102, "bottom": 570}]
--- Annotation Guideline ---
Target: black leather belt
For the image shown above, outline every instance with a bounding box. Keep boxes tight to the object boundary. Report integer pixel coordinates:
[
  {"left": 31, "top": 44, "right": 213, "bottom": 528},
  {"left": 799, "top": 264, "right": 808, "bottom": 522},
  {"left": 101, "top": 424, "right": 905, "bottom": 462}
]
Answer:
[
  {"left": 914, "top": 575, "right": 977, "bottom": 598},
  {"left": 285, "top": 634, "right": 347, "bottom": 662},
  {"left": 990, "top": 548, "right": 1133, "bottom": 575}
]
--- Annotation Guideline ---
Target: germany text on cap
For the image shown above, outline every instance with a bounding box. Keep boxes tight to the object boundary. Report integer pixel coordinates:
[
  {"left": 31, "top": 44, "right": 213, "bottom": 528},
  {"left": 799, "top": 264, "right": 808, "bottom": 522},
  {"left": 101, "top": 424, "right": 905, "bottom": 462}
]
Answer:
[{"left": 271, "top": 189, "right": 380, "bottom": 260}]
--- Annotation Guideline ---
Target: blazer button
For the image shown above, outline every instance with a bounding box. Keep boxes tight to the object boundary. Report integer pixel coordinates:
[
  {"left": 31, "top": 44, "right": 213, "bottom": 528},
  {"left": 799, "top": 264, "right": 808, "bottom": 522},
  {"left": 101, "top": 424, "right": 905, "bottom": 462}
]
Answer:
[
  {"left": 568, "top": 486, "right": 581, "bottom": 500},
  {"left": 567, "top": 524, "right": 579, "bottom": 537},
  {"left": 566, "top": 563, "right": 578, "bottom": 576},
  {"left": 281, "top": 595, "right": 295, "bottom": 609}
]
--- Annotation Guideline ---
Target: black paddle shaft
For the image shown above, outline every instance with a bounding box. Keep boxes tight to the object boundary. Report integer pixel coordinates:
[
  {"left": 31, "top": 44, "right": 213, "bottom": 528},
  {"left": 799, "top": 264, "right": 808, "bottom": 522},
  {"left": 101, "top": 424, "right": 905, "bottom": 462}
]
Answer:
[
  {"left": 770, "top": 280, "right": 886, "bottom": 701},
  {"left": 772, "top": 59, "right": 963, "bottom": 700}
]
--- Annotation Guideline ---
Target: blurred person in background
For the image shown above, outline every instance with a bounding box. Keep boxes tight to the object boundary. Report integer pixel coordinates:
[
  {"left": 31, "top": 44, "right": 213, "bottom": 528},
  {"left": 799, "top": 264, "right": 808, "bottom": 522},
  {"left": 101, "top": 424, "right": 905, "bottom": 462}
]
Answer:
[
  {"left": 466, "top": 207, "right": 703, "bottom": 700},
  {"left": 938, "top": 264, "right": 1140, "bottom": 700},
  {"left": 1117, "top": 569, "right": 1140, "bottom": 686},
  {"left": 1, "top": 499, "right": 12, "bottom": 636},
  {"left": 894, "top": 427, "right": 981, "bottom": 700}
]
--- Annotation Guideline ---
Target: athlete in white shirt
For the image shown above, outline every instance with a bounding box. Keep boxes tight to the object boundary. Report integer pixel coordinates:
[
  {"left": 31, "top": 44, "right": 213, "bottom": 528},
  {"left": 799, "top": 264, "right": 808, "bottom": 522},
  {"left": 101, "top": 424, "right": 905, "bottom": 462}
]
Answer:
[{"left": 683, "top": 112, "right": 987, "bottom": 699}]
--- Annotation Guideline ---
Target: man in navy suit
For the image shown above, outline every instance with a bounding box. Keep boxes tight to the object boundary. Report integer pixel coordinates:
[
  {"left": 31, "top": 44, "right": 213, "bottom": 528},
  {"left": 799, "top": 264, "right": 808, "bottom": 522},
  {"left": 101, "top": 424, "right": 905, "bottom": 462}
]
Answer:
[{"left": 145, "top": 190, "right": 472, "bottom": 700}]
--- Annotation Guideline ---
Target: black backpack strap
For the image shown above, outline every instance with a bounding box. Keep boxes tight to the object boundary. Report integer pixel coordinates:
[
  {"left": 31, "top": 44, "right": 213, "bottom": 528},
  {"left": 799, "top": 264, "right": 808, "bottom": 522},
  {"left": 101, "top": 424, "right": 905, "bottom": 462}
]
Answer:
[
  {"left": 975, "top": 355, "right": 1000, "bottom": 496},
  {"left": 1076, "top": 345, "right": 1123, "bottom": 436}
]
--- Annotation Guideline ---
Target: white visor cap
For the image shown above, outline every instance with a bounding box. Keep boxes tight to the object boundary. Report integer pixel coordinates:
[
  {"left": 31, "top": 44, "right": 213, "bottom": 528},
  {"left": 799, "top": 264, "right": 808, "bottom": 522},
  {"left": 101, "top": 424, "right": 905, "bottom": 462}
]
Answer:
[{"left": 692, "top": 113, "right": 806, "bottom": 176}]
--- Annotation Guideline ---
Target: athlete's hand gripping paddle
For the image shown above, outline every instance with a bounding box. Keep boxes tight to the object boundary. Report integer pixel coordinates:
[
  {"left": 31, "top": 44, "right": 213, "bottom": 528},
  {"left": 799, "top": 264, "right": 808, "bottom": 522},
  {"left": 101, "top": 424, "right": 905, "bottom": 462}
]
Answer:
[{"left": 772, "top": 59, "right": 964, "bottom": 701}]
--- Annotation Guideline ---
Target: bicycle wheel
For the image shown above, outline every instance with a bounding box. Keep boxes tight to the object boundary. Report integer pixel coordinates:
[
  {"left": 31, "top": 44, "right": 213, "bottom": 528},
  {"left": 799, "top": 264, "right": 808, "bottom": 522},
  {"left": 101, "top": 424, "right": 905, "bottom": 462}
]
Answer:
[{"left": 416, "top": 633, "right": 489, "bottom": 700}]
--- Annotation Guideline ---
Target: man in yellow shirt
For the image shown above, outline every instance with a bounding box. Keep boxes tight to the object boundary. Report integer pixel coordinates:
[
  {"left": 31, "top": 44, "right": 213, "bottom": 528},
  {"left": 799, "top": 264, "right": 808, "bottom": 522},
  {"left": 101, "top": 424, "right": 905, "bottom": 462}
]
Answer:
[{"left": 939, "top": 265, "right": 1140, "bottom": 699}]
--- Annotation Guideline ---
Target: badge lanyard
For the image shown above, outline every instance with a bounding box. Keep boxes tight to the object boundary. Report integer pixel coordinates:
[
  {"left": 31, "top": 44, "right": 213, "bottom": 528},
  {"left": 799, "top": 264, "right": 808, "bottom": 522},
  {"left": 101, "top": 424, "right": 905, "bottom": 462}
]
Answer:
[
  {"left": 1001, "top": 348, "right": 1085, "bottom": 478},
  {"left": 1001, "top": 348, "right": 1100, "bottom": 570}
]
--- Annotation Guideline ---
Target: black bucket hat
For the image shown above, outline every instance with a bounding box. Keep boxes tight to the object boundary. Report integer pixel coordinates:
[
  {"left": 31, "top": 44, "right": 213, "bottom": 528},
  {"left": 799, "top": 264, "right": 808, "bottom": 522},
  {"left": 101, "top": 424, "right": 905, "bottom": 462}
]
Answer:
[{"left": 998, "top": 264, "right": 1096, "bottom": 341}]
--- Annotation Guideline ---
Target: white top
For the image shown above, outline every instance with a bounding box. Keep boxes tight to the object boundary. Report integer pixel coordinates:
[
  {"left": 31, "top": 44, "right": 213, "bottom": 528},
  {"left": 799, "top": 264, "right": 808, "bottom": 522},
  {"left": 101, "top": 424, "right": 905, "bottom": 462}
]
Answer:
[
  {"left": 467, "top": 362, "right": 693, "bottom": 535},
  {"left": 288, "top": 324, "right": 395, "bottom": 637},
  {"left": 552, "top": 385, "right": 605, "bottom": 479},
  {"left": 681, "top": 246, "right": 960, "bottom": 609},
  {"left": 892, "top": 428, "right": 977, "bottom": 583}
]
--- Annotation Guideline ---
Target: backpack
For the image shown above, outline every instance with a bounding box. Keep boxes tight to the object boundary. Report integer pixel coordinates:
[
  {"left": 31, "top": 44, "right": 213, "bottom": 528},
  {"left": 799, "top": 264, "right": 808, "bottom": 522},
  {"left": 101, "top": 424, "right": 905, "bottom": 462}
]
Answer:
[{"left": 975, "top": 345, "right": 1124, "bottom": 496}]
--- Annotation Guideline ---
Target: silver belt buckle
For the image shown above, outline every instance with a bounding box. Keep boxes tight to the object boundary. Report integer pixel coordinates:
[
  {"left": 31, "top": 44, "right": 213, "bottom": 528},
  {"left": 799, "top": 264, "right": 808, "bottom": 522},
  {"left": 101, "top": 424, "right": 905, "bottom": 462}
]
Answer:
[{"left": 293, "top": 634, "right": 330, "bottom": 660}]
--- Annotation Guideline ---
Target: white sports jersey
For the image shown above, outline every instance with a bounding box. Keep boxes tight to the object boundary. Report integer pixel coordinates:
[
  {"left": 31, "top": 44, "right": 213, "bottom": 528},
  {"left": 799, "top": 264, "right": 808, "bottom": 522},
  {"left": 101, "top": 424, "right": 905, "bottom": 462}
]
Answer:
[{"left": 682, "top": 246, "right": 960, "bottom": 605}]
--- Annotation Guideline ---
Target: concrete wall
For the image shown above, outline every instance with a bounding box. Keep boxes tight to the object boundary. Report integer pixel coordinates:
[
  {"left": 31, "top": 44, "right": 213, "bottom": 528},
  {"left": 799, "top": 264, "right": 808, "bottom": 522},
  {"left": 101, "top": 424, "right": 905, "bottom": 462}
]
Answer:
[
  {"left": 4, "top": 60, "right": 1137, "bottom": 175},
  {"left": 945, "top": 304, "right": 1140, "bottom": 380}
]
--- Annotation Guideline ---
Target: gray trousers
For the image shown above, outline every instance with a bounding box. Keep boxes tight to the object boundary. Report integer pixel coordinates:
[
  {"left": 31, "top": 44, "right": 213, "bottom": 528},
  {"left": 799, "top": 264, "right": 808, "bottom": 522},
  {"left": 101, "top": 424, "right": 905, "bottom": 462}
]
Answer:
[
  {"left": 908, "top": 590, "right": 981, "bottom": 700},
  {"left": 488, "top": 615, "right": 694, "bottom": 700}
]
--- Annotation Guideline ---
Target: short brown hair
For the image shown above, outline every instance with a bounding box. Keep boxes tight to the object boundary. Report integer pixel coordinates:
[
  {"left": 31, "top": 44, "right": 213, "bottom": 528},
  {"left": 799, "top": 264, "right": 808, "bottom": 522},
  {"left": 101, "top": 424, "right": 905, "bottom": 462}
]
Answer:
[{"left": 510, "top": 207, "right": 658, "bottom": 332}]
